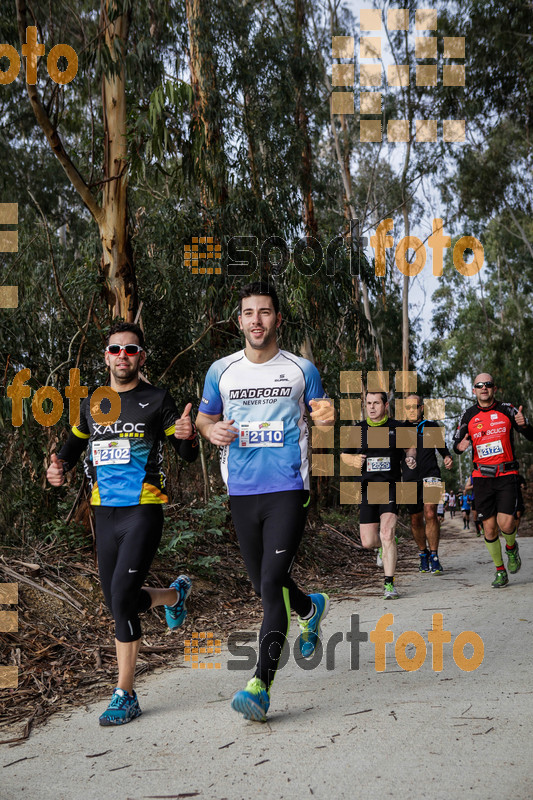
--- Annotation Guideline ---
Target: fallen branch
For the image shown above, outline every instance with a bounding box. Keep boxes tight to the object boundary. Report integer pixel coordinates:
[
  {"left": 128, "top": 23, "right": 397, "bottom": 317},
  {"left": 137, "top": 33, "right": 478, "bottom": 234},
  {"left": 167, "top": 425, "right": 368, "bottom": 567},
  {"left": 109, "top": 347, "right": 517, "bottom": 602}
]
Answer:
[
  {"left": 322, "top": 523, "right": 364, "bottom": 549},
  {"left": 0, "top": 561, "right": 83, "bottom": 612}
]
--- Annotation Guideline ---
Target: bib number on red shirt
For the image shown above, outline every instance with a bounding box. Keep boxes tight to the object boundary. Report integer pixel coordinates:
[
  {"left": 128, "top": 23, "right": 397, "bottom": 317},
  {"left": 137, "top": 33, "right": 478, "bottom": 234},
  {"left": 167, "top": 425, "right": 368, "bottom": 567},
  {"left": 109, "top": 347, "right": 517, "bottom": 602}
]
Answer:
[{"left": 476, "top": 439, "right": 504, "bottom": 459}]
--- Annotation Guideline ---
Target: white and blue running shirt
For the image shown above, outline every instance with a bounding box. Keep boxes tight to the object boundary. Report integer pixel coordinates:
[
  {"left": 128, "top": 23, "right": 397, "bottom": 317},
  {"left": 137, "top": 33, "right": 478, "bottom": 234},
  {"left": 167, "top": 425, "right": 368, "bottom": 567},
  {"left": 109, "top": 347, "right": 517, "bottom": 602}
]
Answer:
[{"left": 200, "top": 349, "right": 325, "bottom": 495}]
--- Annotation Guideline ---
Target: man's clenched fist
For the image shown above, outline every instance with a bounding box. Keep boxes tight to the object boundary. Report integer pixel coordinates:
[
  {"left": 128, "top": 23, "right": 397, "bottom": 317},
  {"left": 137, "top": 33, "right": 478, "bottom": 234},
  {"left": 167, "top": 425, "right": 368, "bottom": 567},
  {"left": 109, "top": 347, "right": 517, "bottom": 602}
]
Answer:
[{"left": 47, "top": 453, "right": 65, "bottom": 487}]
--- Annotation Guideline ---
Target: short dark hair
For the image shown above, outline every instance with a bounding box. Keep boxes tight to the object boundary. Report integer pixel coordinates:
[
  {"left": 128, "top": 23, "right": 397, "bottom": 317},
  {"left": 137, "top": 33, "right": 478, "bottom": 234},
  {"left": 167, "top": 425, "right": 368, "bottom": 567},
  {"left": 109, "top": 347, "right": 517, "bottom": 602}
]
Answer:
[
  {"left": 366, "top": 390, "right": 388, "bottom": 405},
  {"left": 239, "top": 281, "right": 280, "bottom": 315},
  {"left": 107, "top": 321, "right": 145, "bottom": 350}
]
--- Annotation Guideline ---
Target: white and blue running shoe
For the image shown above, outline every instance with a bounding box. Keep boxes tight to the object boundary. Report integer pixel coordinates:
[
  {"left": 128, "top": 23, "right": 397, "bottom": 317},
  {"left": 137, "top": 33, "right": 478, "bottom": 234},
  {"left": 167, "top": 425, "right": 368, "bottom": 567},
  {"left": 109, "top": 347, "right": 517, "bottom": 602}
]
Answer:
[
  {"left": 165, "top": 574, "right": 192, "bottom": 630},
  {"left": 297, "top": 592, "right": 330, "bottom": 658}
]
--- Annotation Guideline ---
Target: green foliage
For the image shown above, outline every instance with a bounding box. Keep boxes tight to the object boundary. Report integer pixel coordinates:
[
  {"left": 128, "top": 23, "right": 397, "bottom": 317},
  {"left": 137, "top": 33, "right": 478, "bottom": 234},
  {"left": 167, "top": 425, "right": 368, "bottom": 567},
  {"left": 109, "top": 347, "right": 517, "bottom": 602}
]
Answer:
[
  {"left": 159, "top": 495, "right": 228, "bottom": 576},
  {"left": 3, "top": 0, "right": 533, "bottom": 543},
  {"left": 41, "top": 512, "right": 89, "bottom": 549}
]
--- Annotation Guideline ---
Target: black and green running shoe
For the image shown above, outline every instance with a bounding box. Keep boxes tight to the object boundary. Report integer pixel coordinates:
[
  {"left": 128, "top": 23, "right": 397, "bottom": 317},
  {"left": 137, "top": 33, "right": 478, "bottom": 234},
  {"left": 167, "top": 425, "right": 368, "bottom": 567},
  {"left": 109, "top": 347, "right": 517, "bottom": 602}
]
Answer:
[
  {"left": 506, "top": 543, "right": 521, "bottom": 574},
  {"left": 491, "top": 569, "right": 509, "bottom": 588}
]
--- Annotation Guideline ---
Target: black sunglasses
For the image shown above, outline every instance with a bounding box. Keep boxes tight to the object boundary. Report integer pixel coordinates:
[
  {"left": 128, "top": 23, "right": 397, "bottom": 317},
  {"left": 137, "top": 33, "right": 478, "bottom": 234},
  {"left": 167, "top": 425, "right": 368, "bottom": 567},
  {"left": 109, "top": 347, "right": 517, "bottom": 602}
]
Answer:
[
  {"left": 106, "top": 344, "right": 143, "bottom": 356},
  {"left": 474, "top": 381, "right": 494, "bottom": 388}
]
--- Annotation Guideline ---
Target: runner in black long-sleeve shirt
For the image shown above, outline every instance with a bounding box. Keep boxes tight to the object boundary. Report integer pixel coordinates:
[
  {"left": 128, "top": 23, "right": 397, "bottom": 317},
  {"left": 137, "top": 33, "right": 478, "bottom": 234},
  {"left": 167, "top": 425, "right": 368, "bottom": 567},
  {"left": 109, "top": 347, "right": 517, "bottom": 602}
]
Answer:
[
  {"left": 402, "top": 395, "right": 453, "bottom": 574},
  {"left": 46, "top": 322, "right": 198, "bottom": 726},
  {"left": 341, "top": 391, "right": 416, "bottom": 600}
]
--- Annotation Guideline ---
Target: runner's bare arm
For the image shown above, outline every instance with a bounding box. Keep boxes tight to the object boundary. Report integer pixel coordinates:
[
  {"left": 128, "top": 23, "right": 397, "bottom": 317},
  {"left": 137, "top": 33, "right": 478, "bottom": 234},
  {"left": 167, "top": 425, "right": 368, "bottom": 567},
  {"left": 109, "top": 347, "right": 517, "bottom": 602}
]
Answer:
[
  {"left": 404, "top": 446, "right": 417, "bottom": 469},
  {"left": 196, "top": 411, "right": 239, "bottom": 446},
  {"left": 340, "top": 452, "right": 366, "bottom": 469},
  {"left": 309, "top": 398, "right": 335, "bottom": 426}
]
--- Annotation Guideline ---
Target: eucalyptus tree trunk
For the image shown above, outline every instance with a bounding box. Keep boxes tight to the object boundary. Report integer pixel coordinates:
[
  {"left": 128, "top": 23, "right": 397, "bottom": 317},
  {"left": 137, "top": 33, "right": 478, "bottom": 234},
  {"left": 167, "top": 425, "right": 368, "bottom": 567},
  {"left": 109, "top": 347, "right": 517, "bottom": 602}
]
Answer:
[
  {"left": 185, "top": 0, "right": 228, "bottom": 207},
  {"left": 100, "top": 4, "right": 137, "bottom": 320},
  {"left": 16, "top": 0, "right": 137, "bottom": 321},
  {"left": 293, "top": 0, "right": 317, "bottom": 237}
]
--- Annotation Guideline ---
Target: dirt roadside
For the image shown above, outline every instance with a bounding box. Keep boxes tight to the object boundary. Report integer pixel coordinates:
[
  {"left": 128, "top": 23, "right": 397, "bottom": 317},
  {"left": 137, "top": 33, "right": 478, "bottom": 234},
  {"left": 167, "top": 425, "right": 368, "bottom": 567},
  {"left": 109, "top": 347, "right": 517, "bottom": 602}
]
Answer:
[{"left": 2, "top": 515, "right": 532, "bottom": 800}]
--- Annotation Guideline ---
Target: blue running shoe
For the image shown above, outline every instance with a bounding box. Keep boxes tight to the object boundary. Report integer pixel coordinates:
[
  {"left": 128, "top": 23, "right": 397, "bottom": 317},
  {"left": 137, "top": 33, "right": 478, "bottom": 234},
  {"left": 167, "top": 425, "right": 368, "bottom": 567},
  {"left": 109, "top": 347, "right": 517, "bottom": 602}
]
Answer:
[
  {"left": 297, "top": 593, "right": 330, "bottom": 658},
  {"left": 99, "top": 688, "right": 142, "bottom": 726},
  {"left": 231, "top": 677, "right": 270, "bottom": 721},
  {"left": 165, "top": 574, "right": 192, "bottom": 630},
  {"left": 419, "top": 551, "right": 430, "bottom": 572},
  {"left": 429, "top": 554, "right": 443, "bottom": 574}
]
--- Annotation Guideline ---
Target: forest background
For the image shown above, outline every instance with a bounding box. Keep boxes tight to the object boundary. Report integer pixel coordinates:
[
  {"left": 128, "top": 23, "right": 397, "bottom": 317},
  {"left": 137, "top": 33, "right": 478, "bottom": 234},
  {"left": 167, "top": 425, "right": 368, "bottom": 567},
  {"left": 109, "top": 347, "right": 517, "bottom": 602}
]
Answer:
[{"left": 1, "top": 0, "right": 533, "bottom": 545}]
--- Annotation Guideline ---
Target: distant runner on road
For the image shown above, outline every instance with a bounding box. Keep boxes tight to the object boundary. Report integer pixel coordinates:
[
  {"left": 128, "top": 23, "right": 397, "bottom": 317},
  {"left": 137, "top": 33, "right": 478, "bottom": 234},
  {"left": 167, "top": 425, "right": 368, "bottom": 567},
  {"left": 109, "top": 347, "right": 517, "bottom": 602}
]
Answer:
[
  {"left": 341, "top": 391, "right": 417, "bottom": 599},
  {"left": 196, "top": 281, "right": 334, "bottom": 723},
  {"left": 402, "top": 394, "right": 453, "bottom": 574},
  {"left": 47, "top": 322, "right": 198, "bottom": 726},
  {"left": 464, "top": 473, "right": 483, "bottom": 536},
  {"left": 448, "top": 490, "right": 457, "bottom": 519},
  {"left": 453, "top": 372, "right": 533, "bottom": 587},
  {"left": 461, "top": 490, "right": 472, "bottom": 529}
]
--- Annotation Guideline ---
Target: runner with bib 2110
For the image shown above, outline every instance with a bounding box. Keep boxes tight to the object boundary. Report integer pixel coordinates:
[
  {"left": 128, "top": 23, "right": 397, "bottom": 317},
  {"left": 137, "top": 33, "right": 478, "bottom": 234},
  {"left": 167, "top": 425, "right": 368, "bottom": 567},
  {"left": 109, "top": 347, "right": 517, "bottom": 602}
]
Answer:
[{"left": 196, "top": 281, "right": 335, "bottom": 723}]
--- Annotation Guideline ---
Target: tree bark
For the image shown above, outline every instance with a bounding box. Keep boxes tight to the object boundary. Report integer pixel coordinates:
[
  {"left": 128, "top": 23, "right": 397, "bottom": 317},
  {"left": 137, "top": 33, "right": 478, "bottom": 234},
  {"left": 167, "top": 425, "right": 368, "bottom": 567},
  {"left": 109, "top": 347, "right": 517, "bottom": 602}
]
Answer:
[
  {"left": 100, "top": 3, "right": 137, "bottom": 321},
  {"left": 16, "top": 0, "right": 137, "bottom": 321},
  {"left": 330, "top": 112, "right": 383, "bottom": 371},
  {"left": 185, "top": 0, "right": 228, "bottom": 207},
  {"left": 293, "top": 0, "right": 317, "bottom": 237}
]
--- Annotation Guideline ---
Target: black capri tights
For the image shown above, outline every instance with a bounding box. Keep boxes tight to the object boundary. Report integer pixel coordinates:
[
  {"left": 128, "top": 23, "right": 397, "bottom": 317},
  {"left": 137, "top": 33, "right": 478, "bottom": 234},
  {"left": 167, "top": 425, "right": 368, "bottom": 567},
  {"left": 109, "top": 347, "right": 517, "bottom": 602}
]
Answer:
[
  {"left": 229, "top": 490, "right": 312, "bottom": 689},
  {"left": 94, "top": 505, "right": 164, "bottom": 642}
]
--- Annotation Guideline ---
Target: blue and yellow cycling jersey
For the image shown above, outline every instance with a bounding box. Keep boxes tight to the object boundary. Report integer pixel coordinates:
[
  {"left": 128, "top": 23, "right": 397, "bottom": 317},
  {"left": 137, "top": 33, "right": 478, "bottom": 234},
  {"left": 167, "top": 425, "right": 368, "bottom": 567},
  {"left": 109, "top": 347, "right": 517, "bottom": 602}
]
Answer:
[
  {"left": 200, "top": 349, "right": 324, "bottom": 495},
  {"left": 59, "top": 382, "right": 196, "bottom": 506}
]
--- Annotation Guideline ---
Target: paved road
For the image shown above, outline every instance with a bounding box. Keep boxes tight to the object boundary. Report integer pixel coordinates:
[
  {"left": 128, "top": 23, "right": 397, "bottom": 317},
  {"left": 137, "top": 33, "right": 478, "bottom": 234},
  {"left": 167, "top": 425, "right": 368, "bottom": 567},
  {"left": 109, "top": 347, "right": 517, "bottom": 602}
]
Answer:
[{"left": 2, "top": 518, "right": 532, "bottom": 800}]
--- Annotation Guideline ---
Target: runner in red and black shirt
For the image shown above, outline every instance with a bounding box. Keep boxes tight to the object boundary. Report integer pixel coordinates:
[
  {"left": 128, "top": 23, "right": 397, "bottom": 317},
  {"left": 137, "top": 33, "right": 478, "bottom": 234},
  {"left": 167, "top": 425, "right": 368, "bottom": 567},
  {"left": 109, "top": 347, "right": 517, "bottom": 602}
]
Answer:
[{"left": 453, "top": 372, "right": 533, "bottom": 587}]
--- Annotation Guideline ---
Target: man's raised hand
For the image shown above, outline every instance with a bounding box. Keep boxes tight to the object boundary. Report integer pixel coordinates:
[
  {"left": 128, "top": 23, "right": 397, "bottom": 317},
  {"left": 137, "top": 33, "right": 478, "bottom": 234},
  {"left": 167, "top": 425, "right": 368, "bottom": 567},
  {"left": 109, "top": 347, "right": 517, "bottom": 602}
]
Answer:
[
  {"left": 310, "top": 398, "right": 335, "bottom": 426},
  {"left": 456, "top": 434, "right": 471, "bottom": 453},
  {"left": 340, "top": 453, "right": 366, "bottom": 470},
  {"left": 47, "top": 453, "right": 65, "bottom": 487},
  {"left": 174, "top": 403, "right": 194, "bottom": 439},
  {"left": 208, "top": 420, "right": 239, "bottom": 446},
  {"left": 515, "top": 405, "right": 526, "bottom": 427}
]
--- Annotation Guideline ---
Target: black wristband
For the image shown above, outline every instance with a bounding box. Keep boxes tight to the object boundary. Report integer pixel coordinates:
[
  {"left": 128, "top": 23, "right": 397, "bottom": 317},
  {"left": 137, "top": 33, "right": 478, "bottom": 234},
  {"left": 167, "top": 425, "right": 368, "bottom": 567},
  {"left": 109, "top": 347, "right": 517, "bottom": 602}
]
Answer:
[{"left": 186, "top": 423, "right": 198, "bottom": 441}]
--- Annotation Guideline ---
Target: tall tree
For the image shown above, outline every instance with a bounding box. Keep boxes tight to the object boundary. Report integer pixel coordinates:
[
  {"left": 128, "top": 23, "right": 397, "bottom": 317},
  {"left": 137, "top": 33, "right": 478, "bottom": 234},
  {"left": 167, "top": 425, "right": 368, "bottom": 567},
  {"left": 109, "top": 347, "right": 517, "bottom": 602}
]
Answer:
[{"left": 14, "top": 0, "right": 154, "bottom": 320}]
